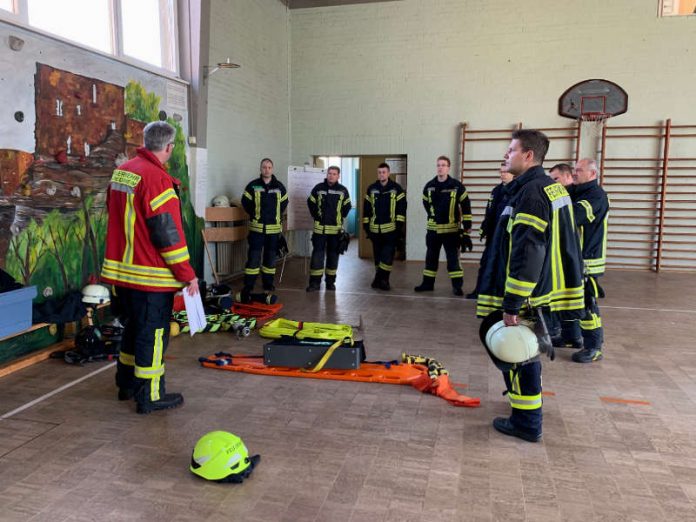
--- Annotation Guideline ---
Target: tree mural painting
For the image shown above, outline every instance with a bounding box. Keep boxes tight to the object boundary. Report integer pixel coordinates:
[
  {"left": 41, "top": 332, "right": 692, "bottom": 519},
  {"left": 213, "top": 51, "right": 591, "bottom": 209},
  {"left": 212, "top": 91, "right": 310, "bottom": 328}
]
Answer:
[{"left": 0, "top": 65, "right": 201, "bottom": 361}]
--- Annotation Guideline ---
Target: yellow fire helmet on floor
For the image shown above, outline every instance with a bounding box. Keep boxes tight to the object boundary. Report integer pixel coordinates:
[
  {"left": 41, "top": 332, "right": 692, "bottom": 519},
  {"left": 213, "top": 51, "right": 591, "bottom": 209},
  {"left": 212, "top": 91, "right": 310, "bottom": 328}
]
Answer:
[{"left": 190, "top": 431, "right": 260, "bottom": 483}]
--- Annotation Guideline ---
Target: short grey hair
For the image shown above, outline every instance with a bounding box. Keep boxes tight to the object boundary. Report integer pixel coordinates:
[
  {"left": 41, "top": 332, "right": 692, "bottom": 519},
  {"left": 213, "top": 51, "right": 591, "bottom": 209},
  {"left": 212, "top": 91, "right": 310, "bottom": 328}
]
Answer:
[{"left": 143, "top": 121, "right": 176, "bottom": 152}]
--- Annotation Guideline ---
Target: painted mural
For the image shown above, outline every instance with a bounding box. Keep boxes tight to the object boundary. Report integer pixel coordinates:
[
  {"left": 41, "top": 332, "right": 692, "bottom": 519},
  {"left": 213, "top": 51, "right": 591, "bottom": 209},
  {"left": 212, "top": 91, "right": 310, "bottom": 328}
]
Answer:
[{"left": 0, "top": 63, "right": 202, "bottom": 360}]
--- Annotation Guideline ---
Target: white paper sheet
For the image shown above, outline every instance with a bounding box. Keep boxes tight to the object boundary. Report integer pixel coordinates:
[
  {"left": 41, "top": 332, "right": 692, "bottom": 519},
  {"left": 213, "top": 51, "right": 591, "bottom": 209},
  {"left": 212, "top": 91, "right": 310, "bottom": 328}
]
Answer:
[{"left": 183, "top": 290, "right": 207, "bottom": 336}]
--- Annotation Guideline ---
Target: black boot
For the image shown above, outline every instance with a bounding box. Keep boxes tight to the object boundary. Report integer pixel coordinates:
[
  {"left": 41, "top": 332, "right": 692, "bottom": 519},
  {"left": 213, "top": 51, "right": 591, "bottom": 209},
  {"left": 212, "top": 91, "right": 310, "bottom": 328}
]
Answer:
[
  {"left": 306, "top": 276, "right": 321, "bottom": 292},
  {"left": 135, "top": 378, "right": 183, "bottom": 415},
  {"left": 377, "top": 270, "right": 391, "bottom": 291},
  {"left": 371, "top": 272, "right": 380, "bottom": 289},
  {"left": 414, "top": 276, "right": 435, "bottom": 292},
  {"left": 325, "top": 275, "right": 336, "bottom": 291},
  {"left": 452, "top": 286, "right": 464, "bottom": 296}
]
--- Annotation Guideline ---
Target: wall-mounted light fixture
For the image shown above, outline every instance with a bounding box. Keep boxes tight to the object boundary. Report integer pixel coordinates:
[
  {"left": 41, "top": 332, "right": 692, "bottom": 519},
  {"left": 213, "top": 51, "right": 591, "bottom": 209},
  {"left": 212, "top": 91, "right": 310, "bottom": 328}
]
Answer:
[{"left": 203, "top": 58, "right": 240, "bottom": 81}]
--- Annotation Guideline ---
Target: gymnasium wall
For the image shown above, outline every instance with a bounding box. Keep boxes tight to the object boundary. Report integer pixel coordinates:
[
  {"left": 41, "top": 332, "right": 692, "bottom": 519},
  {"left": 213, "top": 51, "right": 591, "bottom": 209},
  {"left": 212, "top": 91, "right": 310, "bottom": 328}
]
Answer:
[{"left": 288, "top": 0, "right": 696, "bottom": 260}]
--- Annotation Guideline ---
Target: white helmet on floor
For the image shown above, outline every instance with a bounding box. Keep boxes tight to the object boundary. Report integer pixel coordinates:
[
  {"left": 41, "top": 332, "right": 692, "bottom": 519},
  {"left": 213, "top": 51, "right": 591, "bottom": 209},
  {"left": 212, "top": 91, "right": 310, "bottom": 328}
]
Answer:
[{"left": 212, "top": 194, "right": 230, "bottom": 207}]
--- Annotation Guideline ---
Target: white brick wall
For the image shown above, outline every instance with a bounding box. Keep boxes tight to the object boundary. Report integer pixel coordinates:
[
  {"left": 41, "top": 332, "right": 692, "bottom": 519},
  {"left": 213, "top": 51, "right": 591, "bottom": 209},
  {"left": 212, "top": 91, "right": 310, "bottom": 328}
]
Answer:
[
  {"left": 207, "top": 0, "right": 290, "bottom": 206},
  {"left": 289, "top": 0, "right": 696, "bottom": 260}
]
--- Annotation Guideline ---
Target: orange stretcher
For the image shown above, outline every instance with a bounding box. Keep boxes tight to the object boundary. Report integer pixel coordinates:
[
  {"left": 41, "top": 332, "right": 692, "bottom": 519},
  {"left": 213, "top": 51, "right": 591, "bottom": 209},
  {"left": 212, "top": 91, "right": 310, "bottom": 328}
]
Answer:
[
  {"left": 199, "top": 353, "right": 480, "bottom": 407},
  {"left": 231, "top": 302, "right": 283, "bottom": 324}
]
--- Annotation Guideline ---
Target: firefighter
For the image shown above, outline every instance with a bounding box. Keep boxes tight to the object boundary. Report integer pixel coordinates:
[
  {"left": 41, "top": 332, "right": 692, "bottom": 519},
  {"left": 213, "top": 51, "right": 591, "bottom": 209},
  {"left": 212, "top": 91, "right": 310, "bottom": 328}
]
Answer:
[
  {"left": 101, "top": 121, "right": 198, "bottom": 414},
  {"left": 570, "top": 158, "right": 610, "bottom": 363},
  {"left": 306, "top": 165, "right": 352, "bottom": 291},
  {"left": 241, "top": 158, "right": 288, "bottom": 296},
  {"left": 477, "top": 129, "right": 584, "bottom": 442},
  {"left": 362, "top": 162, "right": 406, "bottom": 291},
  {"left": 414, "top": 155, "right": 472, "bottom": 296},
  {"left": 467, "top": 162, "right": 512, "bottom": 299}
]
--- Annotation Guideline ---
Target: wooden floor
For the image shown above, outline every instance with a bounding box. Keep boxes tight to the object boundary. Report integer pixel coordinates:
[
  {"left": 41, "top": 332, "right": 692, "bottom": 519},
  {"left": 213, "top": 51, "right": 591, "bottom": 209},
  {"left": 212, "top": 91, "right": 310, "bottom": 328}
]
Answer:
[{"left": 1, "top": 251, "right": 696, "bottom": 521}]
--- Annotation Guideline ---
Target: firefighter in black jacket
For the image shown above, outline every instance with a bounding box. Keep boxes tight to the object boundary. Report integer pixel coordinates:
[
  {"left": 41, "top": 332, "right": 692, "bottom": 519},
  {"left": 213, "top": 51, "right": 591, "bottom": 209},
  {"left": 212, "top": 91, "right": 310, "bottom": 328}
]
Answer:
[
  {"left": 306, "top": 165, "right": 352, "bottom": 291},
  {"left": 241, "top": 158, "right": 288, "bottom": 295},
  {"left": 477, "top": 130, "right": 584, "bottom": 442},
  {"left": 363, "top": 162, "right": 407, "bottom": 291},
  {"left": 467, "top": 163, "right": 512, "bottom": 299},
  {"left": 414, "top": 155, "right": 472, "bottom": 296},
  {"left": 570, "top": 158, "right": 610, "bottom": 364}
]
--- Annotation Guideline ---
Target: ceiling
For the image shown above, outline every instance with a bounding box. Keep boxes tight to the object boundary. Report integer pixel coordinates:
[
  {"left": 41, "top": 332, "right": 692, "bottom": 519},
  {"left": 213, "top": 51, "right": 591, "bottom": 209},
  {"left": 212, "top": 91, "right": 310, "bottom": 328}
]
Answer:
[{"left": 287, "top": 0, "right": 402, "bottom": 9}]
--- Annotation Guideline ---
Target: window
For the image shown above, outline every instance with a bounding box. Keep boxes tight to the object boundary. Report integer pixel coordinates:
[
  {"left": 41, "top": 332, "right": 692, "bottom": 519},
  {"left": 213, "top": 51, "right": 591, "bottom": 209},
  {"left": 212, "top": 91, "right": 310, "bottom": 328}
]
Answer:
[
  {"left": 0, "top": 0, "right": 179, "bottom": 74},
  {"left": 660, "top": 0, "right": 696, "bottom": 16}
]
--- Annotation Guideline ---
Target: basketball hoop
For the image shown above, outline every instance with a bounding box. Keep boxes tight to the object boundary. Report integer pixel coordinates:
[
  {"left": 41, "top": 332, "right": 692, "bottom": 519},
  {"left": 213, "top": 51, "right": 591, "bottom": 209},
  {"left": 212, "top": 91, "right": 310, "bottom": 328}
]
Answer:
[{"left": 579, "top": 112, "right": 610, "bottom": 139}]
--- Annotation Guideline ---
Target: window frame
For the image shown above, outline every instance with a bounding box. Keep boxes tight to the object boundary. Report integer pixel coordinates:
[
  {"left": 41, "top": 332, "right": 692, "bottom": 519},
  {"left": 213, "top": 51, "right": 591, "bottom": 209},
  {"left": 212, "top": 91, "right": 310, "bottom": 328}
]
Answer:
[{"left": 0, "top": 0, "right": 181, "bottom": 78}]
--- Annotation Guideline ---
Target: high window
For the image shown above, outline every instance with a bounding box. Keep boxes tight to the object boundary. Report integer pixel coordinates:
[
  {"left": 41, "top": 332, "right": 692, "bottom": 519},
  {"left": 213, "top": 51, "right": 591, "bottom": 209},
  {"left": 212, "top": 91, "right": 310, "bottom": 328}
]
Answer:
[
  {"left": 0, "top": 0, "right": 179, "bottom": 74},
  {"left": 660, "top": 0, "right": 696, "bottom": 16}
]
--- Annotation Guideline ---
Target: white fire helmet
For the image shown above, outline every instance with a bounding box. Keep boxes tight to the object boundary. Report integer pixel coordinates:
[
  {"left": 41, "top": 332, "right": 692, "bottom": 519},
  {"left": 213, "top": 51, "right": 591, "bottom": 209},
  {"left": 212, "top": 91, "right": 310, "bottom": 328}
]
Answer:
[{"left": 212, "top": 194, "right": 230, "bottom": 207}]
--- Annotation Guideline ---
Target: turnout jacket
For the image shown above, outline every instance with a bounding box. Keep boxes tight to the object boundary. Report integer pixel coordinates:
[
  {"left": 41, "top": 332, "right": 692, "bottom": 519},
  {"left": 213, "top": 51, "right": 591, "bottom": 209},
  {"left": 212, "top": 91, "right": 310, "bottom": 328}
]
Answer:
[
  {"left": 422, "top": 175, "right": 472, "bottom": 233},
  {"left": 362, "top": 179, "right": 406, "bottom": 234},
  {"left": 480, "top": 182, "right": 509, "bottom": 242},
  {"left": 572, "top": 180, "right": 609, "bottom": 276},
  {"left": 307, "top": 180, "right": 352, "bottom": 234},
  {"left": 242, "top": 175, "right": 288, "bottom": 234},
  {"left": 101, "top": 147, "right": 195, "bottom": 292},
  {"left": 476, "top": 165, "right": 584, "bottom": 318}
]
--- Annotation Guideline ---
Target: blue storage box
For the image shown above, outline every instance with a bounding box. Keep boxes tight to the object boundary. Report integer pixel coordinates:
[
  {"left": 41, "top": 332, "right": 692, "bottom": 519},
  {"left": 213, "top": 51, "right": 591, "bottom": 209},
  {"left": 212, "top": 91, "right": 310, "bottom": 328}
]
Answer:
[{"left": 0, "top": 286, "right": 38, "bottom": 338}]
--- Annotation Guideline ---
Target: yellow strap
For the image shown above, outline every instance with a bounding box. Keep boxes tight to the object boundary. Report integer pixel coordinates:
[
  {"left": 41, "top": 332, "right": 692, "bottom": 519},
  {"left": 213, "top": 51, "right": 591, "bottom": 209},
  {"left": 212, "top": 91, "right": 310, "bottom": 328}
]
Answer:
[{"left": 300, "top": 339, "right": 344, "bottom": 373}]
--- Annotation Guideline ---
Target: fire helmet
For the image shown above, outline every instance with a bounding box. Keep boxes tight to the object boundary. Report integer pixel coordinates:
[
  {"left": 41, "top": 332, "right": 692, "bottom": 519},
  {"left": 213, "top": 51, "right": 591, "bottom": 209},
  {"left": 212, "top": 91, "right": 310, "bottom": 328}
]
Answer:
[
  {"left": 81, "top": 284, "right": 110, "bottom": 305},
  {"left": 190, "top": 431, "right": 260, "bottom": 483},
  {"left": 479, "top": 310, "right": 540, "bottom": 371},
  {"left": 212, "top": 194, "right": 230, "bottom": 207}
]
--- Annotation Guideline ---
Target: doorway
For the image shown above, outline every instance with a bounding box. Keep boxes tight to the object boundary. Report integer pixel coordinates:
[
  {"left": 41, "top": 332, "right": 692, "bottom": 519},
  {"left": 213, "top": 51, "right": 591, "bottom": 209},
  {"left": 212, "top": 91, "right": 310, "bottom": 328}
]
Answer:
[{"left": 314, "top": 155, "right": 407, "bottom": 260}]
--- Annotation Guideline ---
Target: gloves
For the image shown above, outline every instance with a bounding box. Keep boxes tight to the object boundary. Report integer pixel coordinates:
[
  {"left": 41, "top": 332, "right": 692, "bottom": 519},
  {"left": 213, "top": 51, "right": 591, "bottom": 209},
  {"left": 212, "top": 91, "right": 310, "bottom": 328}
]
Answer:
[{"left": 459, "top": 230, "right": 473, "bottom": 252}]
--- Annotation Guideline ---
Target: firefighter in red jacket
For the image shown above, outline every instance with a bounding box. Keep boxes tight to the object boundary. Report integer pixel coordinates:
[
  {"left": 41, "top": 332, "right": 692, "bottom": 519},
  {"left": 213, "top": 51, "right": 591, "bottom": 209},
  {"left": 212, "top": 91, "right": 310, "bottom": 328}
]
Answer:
[{"left": 101, "top": 121, "right": 198, "bottom": 414}]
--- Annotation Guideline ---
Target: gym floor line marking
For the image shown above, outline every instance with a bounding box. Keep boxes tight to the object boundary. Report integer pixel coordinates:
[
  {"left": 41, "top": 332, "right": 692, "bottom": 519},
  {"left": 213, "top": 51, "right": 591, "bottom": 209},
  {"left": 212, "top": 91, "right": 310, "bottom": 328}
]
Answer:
[
  {"left": 600, "top": 396, "right": 651, "bottom": 406},
  {"left": 0, "top": 362, "right": 116, "bottom": 420},
  {"left": 280, "top": 287, "right": 473, "bottom": 302},
  {"left": 602, "top": 305, "right": 696, "bottom": 314}
]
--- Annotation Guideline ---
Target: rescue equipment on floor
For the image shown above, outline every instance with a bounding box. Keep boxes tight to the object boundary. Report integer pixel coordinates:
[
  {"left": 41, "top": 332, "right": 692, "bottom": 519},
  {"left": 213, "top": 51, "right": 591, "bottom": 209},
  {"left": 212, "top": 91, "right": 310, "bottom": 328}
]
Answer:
[
  {"left": 190, "top": 431, "right": 260, "bottom": 484},
  {"left": 198, "top": 352, "right": 480, "bottom": 407},
  {"left": 259, "top": 318, "right": 353, "bottom": 342},
  {"left": 172, "top": 310, "right": 256, "bottom": 337},
  {"left": 231, "top": 302, "right": 283, "bottom": 324}
]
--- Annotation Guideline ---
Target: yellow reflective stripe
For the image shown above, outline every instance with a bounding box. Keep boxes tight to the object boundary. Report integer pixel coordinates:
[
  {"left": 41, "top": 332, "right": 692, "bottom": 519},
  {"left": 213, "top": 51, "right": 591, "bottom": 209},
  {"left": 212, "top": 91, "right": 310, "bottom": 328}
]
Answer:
[
  {"left": 309, "top": 194, "right": 316, "bottom": 203},
  {"left": 101, "top": 259, "right": 183, "bottom": 288},
  {"left": 423, "top": 269, "right": 437, "bottom": 277},
  {"left": 513, "top": 212, "right": 548, "bottom": 233},
  {"left": 461, "top": 214, "right": 472, "bottom": 221},
  {"left": 370, "top": 223, "right": 396, "bottom": 233},
  {"left": 508, "top": 392, "right": 542, "bottom": 410},
  {"left": 161, "top": 246, "right": 190, "bottom": 265},
  {"left": 244, "top": 267, "right": 261, "bottom": 275},
  {"left": 449, "top": 191, "right": 456, "bottom": 225},
  {"left": 150, "top": 188, "right": 177, "bottom": 212},
  {"left": 261, "top": 266, "right": 276, "bottom": 274},
  {"left": 378, "top": 262, "right": 392, "bottom": 272},
  {"left": 585, "top": 264, "right": 605, "bottom": 275},
  {"left": 254, "top": 191, "right": 261, "bottom": 221},
  {"left": 362, "top": 217, "right": 370, "bottom": 224},
  {"left": 135, "top": 365, "right": 165, "bottom": 378},
  {"left": 427, "top": 222, "right": 458, "bottom": 232},
  {"left": 280, "top": 194, "right": 288, "bottom": 202},
  {"left": 396, "top": 193, "right": 405, "bottom": 201},
  {"left": 325, "top": 268, "right": 337, "bottom": 276},
  {"left": 310, "top": 269, "right": 324, "bottom": 276},
  {"left": 276, "top": 192, "right": 281, "bottom": 225},
  {"left": 448, "top": 270, "right": 463, "bottom": 278},
  {"left": 119, "top": 352, "right": 135, "bottom": 366},
  {"left": 395, "top": 215, "right": 406, "bottom": 222},
  {"left": 243, "top": 191, "right": 252, "bottom": 200},
  {"left": 459, "top": 190, "right": 469, "bottom": 202},
  {"left": 476, "top": 294, "right": 503, "bottom": 307},
  {"left": 476, "top": 304, "right": 499, "bottom": 317},
  {"left": 579, "top": 200, "right": 595, "bottom": 223},
  {"left": 123, "top": 193, "right": 136, "bottom": 264},
  {"left": 422, "top": 194, "right": 429, "bottom": 201},
  {"left": 505, "top": 276, "right": 536, "bottom": 297},
  {"left": 150, "top": 377, "right": 160, "bottom": 402},
  {"left": 314, "top": 223, "right": 341, "bottom": 234},
  {"left": 581, "top": 312, "right": 602, "bottom": 330},
  {"left": 111, "top": 169, "right": 142, "bottom": 188}
]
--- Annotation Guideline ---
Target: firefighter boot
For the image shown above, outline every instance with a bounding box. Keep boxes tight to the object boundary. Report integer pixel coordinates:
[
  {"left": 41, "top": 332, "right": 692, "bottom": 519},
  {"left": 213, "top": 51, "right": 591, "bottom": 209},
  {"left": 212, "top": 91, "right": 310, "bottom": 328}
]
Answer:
[
  {"left": 371, "top": 271, "right": 380, "bottom": 289},
  {"left": 377, "top": 270, "right": 391, "bottom": 291},
  {"left": 572, "top": 347, "right": 603, "bottom": 363},
  {"left": 325, "top": 274, "right": 336, "bottom": 291},
  {"left": 414, "top": 276, "right": 435, "bottom": 292},
  {"left": 306, "top": 276, "right": 321, "bottom": 292},
  {"left": 135, "top": 378, "right": 184, "bottom": 415}
]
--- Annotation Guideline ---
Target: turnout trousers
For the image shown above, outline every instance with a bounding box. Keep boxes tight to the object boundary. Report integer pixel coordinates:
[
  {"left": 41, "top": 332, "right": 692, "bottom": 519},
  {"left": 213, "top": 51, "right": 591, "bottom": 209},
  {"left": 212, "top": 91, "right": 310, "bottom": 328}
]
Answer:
[
  {"left": 581, "top": 276, "right": 604, "bottom": 352},
  {"left": 502, "top": 360, "right": 543, "bottom": 436},
  {"left": 309, "top": 233, "right": 340, "bottom": 285},
  {"left": 420, "top": 231, "right": 463, "bottom": 289},
  {"left": 244, "top": 231, "right": 279, "bottom": 291},
  {"left": 370, "top": 231, "right": 397, "bottom": 283},
  {"left": 115, "top": 287, "right": 174, "bottom": 402}
]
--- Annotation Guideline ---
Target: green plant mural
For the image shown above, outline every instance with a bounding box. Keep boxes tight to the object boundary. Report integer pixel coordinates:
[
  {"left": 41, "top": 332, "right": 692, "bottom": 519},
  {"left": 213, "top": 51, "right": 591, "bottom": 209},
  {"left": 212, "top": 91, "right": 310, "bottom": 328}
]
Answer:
[{"left": 1, "top": 76, "right": 201, "bottom": 361}]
